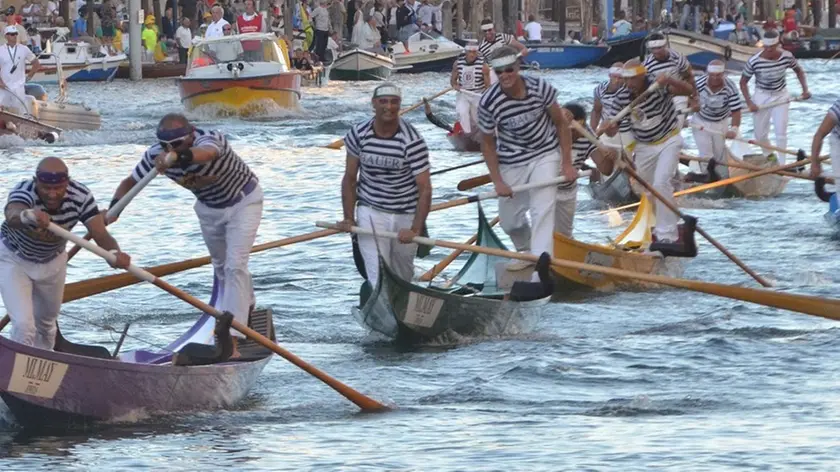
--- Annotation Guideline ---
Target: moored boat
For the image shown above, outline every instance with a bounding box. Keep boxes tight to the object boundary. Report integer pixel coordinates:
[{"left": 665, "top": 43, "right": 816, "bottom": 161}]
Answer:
[
  {"left": 389, "top": 32, "right": 463, "bottom": 73},
  {"left": 524, "top": 43, "right": 609, "bottom": 69},
  {"left": 177, "top": 33, "right": 302, "bottom": 114},
  {"left": 353, "top": 206, "right": 553, "bottom": 343},
  {"left": 662, "top": 29, "right": 758, "bottom": 72},
  {"left": 0, "top": 280, "right": 275, "bottom": 430},
  {"left": 29, "top": 33, "right": 126, "bottom": 83},
  {"left": 329, "top": 49, "right": 394, "bottom": 81}
]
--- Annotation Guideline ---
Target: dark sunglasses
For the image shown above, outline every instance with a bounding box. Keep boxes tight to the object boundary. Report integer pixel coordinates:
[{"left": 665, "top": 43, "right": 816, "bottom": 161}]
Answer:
[
  {"left": 5, "top": 32, "right": 17, "bottom": 36},
  {"left": 494, "top": 66, "right": 516, "bottom": 74},
  {"left": 376, "top": 97, "right": 401, "bottom": 105},
  {"left": 159, "top": 139, "right": 186, "bottom": 149}
]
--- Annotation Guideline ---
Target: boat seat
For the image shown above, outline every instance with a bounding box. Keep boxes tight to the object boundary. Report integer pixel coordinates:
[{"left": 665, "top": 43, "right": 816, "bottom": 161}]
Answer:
[
  {"left": 54, "top": 325, "right": 113, "bottom": 359},
  {"left": 235, "top": 308, "right": 275, "bottom": 360},
  {"left": 173, "top": 308, "right": 275, "bottom": 365}
]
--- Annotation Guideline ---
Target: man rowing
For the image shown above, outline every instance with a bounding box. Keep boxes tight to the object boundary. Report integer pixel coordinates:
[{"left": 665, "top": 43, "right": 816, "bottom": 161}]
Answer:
[
  {"left": 808, "top": 99, "right": 840, "bottom": 180},
  {"left": 0, "top": 157, "right": 130, "bottom": 350},
  {"left": 740, "top": 29, "right": 810, "bottom": 165},
  {"left": 688, "top": 59, "right": 743, "bottom": 174},
  {"left": 478, "top": 19, "right": 528, "bottom": 85},
  {"left": 642, "top": 33, "right": 694, "bottom": 128},
  {"left": 478, "top": 46, "right": 575, "bottom": 272},
  {"left": 592, "top": 62, "right": 634, "bottom": 150},
  {"left": 340, "top": 84, "right": 431, "bottom": 288},
  {"left": 450, "top": 39, "right": 489, "bottom": 136},
  {"left": 110, "top": 114, "right": 262, "bottom": 358},
  {"left": 557, "top": 103, "right": 615, "bottom": 237},
  {"left": 602, "top": 59, "right": 694, "bottom": 252}
]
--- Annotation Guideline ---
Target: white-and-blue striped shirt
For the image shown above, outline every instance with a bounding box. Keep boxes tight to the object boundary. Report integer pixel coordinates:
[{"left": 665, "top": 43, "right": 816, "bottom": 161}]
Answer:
[
  {"left": 478, "top": 75, "right": 560, "bottom": 166},
  {"left": 742, "top": 50, "right": 799, "bottom": 92},
  {"left": 613, "top": 81, "right": 680, "bottom": 143},
  {"left": 1, "top": 178, "right": 99, "bottom": 262},
  {"left": 345, "top": 117, "right": 430, "bottom": 214},
  {"left": 643, "top": 49, "right": 691, "bottom": 80},
  {"left": 594, "top": 81, "right": 631, "bottom": 132},
  {"left": 695, "top": 74, "right": 742, "bottom": 122},
  {"left": 559, "top": 128, "right": 598, "bottom": 190},
  {"left": 133, "top": 129, "right": 257, "bottom": 208},
  {"left": 455, "top": 55, "right": 486, "bottom": 92},
  {"left": 478, "top": 33, "right": 513, "bottom": 60},
  {"left": 828, "top": 99, "right": 840, "bottom": 139}
]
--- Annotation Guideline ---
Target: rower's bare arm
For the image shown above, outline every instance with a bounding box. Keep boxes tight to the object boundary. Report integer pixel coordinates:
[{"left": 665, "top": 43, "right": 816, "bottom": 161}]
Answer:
[
  {"left": 809, "top": 113, "right": 836, "bottom": 177},
  {"left": 411, "top": 170, "right": 431, "bottom": 234},
  {"left": 481, "top": 132, "right": 503, "bottom": 184},
  {"left": 449, "top": 65, "right": 459, "bottom": 90},
  {"left": 28, "top": 58, "right": 40, "bottom": 79},
  {"left": 340, "top": 154, "right": 359, "bottom": 225},
  {"left": 591, "top": 98, "right": 602, "bottom": 131},
  {"left": 730, "top": 109, "right": 742, "bottom": 129},
  {"left": 549, "top": 104, "right": 574, "bottom": 177},
  {"left": 681, "top": 68, "right": 696, "bottom": 93},
  {"left": 794, "top": 66, "right": 811, "bottom": 98},
  {"left": 482, "top": 64, "right": 490, "bottom": 88},
  {"left": 189, "top": 145, "right": 220, "bottom": 164},
  {"left": 590, "top": 148, "right": 615, "bottom": 175},
  {"left": 4, "top": 202, "right": 29, "bottom": 228},
  {"left": 739, "top": 75, "right": 754, "bottom": 109},
  {"left": 85, "top": 213, "right": 121, "bottom": 253},
  {"left": 511, "top": 38, "right": 527, "bottom": 55},
  {"left": 111, "top": 175, "right": 139, "bottom": 205}
]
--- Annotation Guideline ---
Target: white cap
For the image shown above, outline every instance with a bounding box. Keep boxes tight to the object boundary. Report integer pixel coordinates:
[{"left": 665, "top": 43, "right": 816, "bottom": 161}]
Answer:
[
  {"left": 4, "top": 25, "right": 18, "bottom": 35},
  {"left": 465, "top": 39, "right": 478, "bottom": 51},
  {"left": 373, "top": 83, "right": 402, "bottom": 99}
]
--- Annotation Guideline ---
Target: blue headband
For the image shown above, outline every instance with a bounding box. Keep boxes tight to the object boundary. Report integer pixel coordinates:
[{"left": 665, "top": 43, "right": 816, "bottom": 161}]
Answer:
[
  {"left": 156, "top": 126, "right": 193, "bottom": 143},
  {"left": 35, "top": 171, "right": 69, "bottom": 184}
]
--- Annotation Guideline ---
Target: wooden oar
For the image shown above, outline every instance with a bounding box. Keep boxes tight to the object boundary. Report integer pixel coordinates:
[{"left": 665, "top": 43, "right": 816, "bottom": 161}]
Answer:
[
  {"left": 34, "top": 213, "right": 389, "bottom": 413},
  {"left": 430, "top": 159, "right": 485, "bottom": 177},
  {"left": 418, "top": 216, "right": 500, "bottom": 282},
  {"left": 823, "top": 48, "right": 840, "bottom": 64},
  {"left": 457, "top": 174, "right": 492, "bottom": 191},
  {"left": 438, "top": 172, "right": 589, "bottom": 212},
  {"left": 571, "top": 120, "right": 771, "bottom": 287},
  {"left": 596, "top": 82, "right": 661, "bottom": 137},
  {"left": 325, "top": 87, "right": 454, "bottom": 150},
  {"left": 679, "top": 153, "right": 806, "bottom": 179},
  {"left": 754, "top": 95, "right": 806, "bottom": 112},
  {"left": 317, "top": 222, "right": 840, "bottom": 320},
  {"left": 689, "top": 122, "right": 807, "bottom": 160}
]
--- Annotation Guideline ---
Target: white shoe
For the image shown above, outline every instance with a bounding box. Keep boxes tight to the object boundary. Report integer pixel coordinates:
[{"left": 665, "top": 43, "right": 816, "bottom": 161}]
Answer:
[{"left": 506, "top": 258, "right": 535, "bottom": 272}]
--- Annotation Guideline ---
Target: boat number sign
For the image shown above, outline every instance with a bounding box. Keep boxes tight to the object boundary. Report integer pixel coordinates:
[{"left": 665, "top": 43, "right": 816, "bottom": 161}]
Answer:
[
  {"left": 579, "top": 252, "right": 614, "bottom": 281},
  {"left": 7, "top": 353, "right": 69, "bottom": 399},
  {"left": 404, "top": 292, "right": 444, "bottom": 328}
]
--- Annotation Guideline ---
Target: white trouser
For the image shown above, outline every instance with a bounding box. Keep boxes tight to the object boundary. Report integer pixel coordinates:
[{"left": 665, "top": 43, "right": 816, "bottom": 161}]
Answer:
[
  {"left": 830, "top": 134, "right": 840, "bottom": 180},
  {"left": 356, "top": 205, "right": 417, "bottom": 288},
  {"left": 498, "top": 150, "right": 560, "bottom": 257},
  {"left": 0, "top": 85, "right": 25, "bottom": 113},
  {"left": 0, "top": 244, "right": 67, "bottom": 350},
  {"left": 600, "top": 130, "right": 635, "bottom": 151},
  {"left": 455, "top": 91, "right": 480, "bottom": 134},
  {"left": 634, "top": 133, "right": 683, "bottom": 241},
  {"left": 554, "top": 184, "right": 577, "bottom": 237},
  {"left": 195, "top": 184, "right": 263, "bottom": 338},
  {"left": 752, "top": 88, "right": 790, "bottom": 163},
  {"left": 690, "top": 115, "right": 728, "bottom": 172},
  {"left": 673, "top": 96, "right": 688, "bottom": 129}
]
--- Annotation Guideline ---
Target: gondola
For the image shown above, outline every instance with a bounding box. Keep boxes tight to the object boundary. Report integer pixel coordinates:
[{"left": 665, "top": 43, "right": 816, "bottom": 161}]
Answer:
[
  {"left": 0, "top": 278, "right": 275, "bottom": 430},
  {"left": 595, "top": 31, "right": 649, "bottom": 66},
  {"left": 423, "top": 100, "right": 481, "bottom": 152},
  {"left": 353, "top": 206, "right": 553, "bottom": 344}
]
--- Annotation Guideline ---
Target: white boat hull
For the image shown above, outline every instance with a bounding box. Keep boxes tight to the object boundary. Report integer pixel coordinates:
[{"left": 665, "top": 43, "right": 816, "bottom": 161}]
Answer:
[{"left": 329, "top": 49, "right": 394, "bottom": 81}]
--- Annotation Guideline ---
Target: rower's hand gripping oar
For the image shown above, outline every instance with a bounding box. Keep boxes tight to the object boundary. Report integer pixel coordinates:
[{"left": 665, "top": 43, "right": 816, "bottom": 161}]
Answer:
[
  {"left": 595, "top": 82, "right": 661, "bottom": 137},
  {"left": 316, "top": 221, "right": 840, "bottom": 320},
  {"left": 570, "top": 120, "right": 773, "bottom": 288},
  {"left": 29, "top": 211, "right": 389, "bottom": 413},
  {"left": 66, "top": 152, "right": 176, "bottom": 261}
]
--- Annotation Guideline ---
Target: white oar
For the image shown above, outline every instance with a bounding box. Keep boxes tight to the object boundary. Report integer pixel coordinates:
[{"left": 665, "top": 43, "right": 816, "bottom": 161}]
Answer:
[
  {"left": 434, "top": 171, "right": 591, "bottom": 211},
  {"left": 26, "top": 210, "right": 390, "bottom": 412}
]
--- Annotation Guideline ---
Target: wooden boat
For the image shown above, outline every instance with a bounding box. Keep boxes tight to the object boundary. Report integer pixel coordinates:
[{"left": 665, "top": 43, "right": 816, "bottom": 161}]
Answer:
[
  {"left": 115, "top": 62, "right": 188, "bottom": 79},
  {"left": 353, "top": 206, "right": 553, "bottom": 343},
  {"left": 595, "top": 31, "right": 649, "bottom": 67},
  {"left": 389, "top": 31, "right": 463, "bottom": 73},
  {"left": 588, "top": 169, "right": 639, "bottom": 206},
  {"left": 524, "top": 43, "right": 609, "bottom": 69},
  {"left": 423, "top": 100, "right": 481, "bottom": 152},
  {"left": 662, "top": 29, "right": 758, "bottom": 72},
  {"left": 329, "top": 49, "right": 394, "bottom": 81},
  {"left": 726, "top": 147, "right": 789, "bottom": 197},
  {"left": 300, "top": 64, "right": 330, "bottom": 87},
  {"left": 0, "top": 280, "right": 275, "bottom": 430},
  {"left": 0, "top": 107, "right": 61, "bottom": 142},
  {"left": 552, "top": 195, "right": 681, "bottom": 290},
  {"left": 177, "top": 33, "right": 302, "bottom": 114}
]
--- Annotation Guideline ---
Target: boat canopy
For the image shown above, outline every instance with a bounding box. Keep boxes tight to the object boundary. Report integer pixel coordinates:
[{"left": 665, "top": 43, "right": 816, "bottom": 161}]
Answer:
[{"left": 188, "top": 33, "right": 289, "bottom": 71}]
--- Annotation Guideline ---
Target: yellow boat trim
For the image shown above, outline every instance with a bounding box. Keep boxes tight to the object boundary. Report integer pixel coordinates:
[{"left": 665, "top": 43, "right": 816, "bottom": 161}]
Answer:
[
  {"left": 614, "top": 194, "right": 654, "bottom": 249},
  {"left": 183, "top": 86, "right": 300, "bottom": 112}
]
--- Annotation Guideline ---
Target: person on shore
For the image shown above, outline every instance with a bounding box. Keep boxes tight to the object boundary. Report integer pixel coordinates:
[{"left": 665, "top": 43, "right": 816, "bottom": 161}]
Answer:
[
  {"left": 0, "top": 25, "right": 39, "bottom": 113},
  {"left": 175, "top": 17, "right": 192, "bottom": 64}
]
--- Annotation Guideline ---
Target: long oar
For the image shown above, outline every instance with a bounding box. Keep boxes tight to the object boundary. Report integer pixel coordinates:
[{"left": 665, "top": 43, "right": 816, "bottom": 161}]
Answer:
[
  {"left": 430, "top": 159, "right": 486, "bottom": 177},
  {"left": 679, "top": 153, "right": 806, "bottom": 180},
  {"left": 325, "top": 87, "right": 454, "bottom": 150},
  {"left": 754, "top": 95, "right": 805, "bottom": 112},
  {"left": 571, "top": 121, "right": 771, "bottom": 287},
  {"left": 317, "top": 222, "right": 840, "bottom": 320},
  {"left": 32, "top": 213, "right": 389, "bottom": 413},
  {"left": 596, "top": 82, "right": 661, "bottom": 136},
  {"left": 438, "top": 172, "right": 589, "bottom": 212},
  {"left": 418, "top": 216, "right": 500, "bottom": 282},
  {"left": 458, "top": 174, "right": 492, "bottom": 191},
  {"left": 689, "top": 122, "right": 806, "bottom": 159}
]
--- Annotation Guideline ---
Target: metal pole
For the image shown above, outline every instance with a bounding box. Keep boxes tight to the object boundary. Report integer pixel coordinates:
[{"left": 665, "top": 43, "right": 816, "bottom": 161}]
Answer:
[
  {"left": 129, "top": 0, "right": 143, "bottom": 81},
  {"left": 605, "top": 0, "right": 613, "bottom": 38},
  {"left": 456, "top": 0, "right": 464, "bottom": 39}
]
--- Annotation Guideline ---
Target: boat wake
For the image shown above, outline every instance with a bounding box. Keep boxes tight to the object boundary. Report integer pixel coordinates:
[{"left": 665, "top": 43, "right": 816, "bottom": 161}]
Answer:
[{"left": 188, "top": 100, "right": 308, "bottom": 121}]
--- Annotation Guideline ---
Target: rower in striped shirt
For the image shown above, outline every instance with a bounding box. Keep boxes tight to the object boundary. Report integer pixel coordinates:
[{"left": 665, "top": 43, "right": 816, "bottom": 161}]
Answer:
[
  {"left": 642, "top": 33, "right": 695, "bottom": 128},
  {"left": 0, "top": 157, "right": 130, "bottom": 350},
  {"left": 688, "top": 59, "right": 743, "bottom": 173},
  {"left": 603, "top": 59, "right": 693, "bottom": 249},
  {"left": 478, "top": 19, "right": 527, "bottom": 85},
  {"left": 450, "top": 39, "right": 489, "bottom": 135},
  {"left": 340, "top": 84, "right": 431, "bottom": 288},
  {"left": 111, "top": 114, "right": 263, "bottom": 359},
  {"left": 557, "top": 103, "right": 616, "bottom": 237},
  {"left": 592, "top": 62, "right": 634, "bottom": 149},
  {"left": 808, "top": 99, "right": 840, "bottom": 180},
  {"left": 478, "top": 46, "right": 575, "bottom": 272},
  {"left": 740, "top": 29, "right": 810, "bottom": 165}
]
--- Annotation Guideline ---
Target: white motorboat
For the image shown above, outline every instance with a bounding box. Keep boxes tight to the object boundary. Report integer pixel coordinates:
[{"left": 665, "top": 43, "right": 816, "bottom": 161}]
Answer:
[
  {"left": 29, "top": 28, "right": 126, "bottom": 83},
  {"left": 388, "top": 31, "right": 464, "bottom": 73},
  {"left": 329, "top": 49, "right": 394, "bottom": 81}
]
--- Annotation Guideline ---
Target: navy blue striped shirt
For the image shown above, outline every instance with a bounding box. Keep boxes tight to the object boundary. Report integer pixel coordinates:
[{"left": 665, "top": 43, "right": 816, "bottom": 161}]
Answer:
[
  {"left": 478, "top": 75, "right": 560, "bottom": 166},
  {"left": 345, "top": 117, "right": 430, "bottom": 214},
  {"left": 594, "top": 81, "right": 631, "bottom": 132},
  {"left": 612, "top": 80, "right": 680, "bottom": 143},
  {"left": 828, "top": 99, "right": 840, "bottom": 139},
  {"left": 1, "top": 178, "right": 99, "bottom": 262},
  {"left": 133, "top": 129, "right": 257, "bottom": 208},
  {"left": 695, "top": 74, "right": 742, "bottom": 122},
  {"left": 559, "top": 127, "right": 598, "bottom": 190},
  {"left": 643, "top": 49, "right": 691, "bottom": 80},
  {"left": 742, "top": 50, "right": 799, "bottom": 92}
]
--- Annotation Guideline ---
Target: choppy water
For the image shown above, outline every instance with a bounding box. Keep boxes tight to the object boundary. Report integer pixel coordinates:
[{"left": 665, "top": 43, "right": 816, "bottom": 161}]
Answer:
[{"left": 0, "top": 62, "right": 839, "bottom": 470}]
